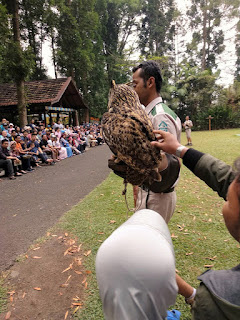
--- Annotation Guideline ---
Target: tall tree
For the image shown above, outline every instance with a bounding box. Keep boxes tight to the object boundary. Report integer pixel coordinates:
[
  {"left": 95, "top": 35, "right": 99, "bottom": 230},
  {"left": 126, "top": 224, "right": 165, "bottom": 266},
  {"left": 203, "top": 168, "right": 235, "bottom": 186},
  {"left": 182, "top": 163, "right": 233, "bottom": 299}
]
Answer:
[
  {"left": 186, "top": 0, "right": 239, "bottom": 71},
  {"left": 4, "top": 0, "right": 28, "bottom": 127},
  {"left": 21, "top": 0, "right": 48, "bottom": 79},
  {"left": 138, "top": 0, "right": 176, "bottom": 57}
]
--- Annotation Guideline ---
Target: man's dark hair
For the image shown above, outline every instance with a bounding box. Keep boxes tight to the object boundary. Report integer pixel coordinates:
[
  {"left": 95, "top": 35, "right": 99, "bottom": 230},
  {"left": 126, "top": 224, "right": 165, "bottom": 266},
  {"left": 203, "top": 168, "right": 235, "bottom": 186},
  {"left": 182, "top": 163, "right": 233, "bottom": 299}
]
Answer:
[
  {"left": 1, "top": 139, "right": 8, "bottom": 144},
  {"left": 31, "top": 133, "right": 37, "bottom": 136},
  {"left": 132, "top": 61, "right": 163, "bottom": 93}
]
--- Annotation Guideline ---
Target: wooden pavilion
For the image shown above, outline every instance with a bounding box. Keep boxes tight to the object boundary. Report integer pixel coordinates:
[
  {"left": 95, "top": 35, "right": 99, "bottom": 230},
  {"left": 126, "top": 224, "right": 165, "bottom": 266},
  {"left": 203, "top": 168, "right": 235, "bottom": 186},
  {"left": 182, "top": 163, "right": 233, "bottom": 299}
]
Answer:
[{"left": 0, "top": 77, "right": 89, "bottom": 126}]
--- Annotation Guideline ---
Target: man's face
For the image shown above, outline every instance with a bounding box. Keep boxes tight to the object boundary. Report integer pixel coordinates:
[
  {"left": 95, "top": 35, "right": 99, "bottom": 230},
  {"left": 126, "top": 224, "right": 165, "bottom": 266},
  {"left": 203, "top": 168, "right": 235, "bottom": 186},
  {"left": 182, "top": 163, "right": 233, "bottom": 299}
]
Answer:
[
  {"left": 2, "top": 141, "right": 8, "bottom": 148},
  {"left": 186, "top": 116, "right": 189, "bottom": 121},
  {"left": 16, "top": 136, "right": 21, "bottom": 143},
  {"left": 132, "top": 68, "right": 149, "bottom": 106},
  {"left": 11, "top": 131, "right": 16, "bottom": 137},
  {"left": 222, "top": 179, "right": 240, "bottom": 242},
  {"left": 23, "top": 131, "right": 28, "bottom": 136},
  {"left": 31, "top": 135, "right": 36, "bottom": 141}
]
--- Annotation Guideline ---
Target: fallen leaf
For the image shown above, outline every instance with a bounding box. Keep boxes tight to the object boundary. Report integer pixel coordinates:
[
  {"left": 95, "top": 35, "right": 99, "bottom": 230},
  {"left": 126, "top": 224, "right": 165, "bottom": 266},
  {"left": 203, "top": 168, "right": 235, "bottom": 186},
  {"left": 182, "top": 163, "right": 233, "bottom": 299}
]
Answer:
[
  {"left": 65, "top": 233, "right": 68, "bottom": 237},
  {"left": 25, "top": 255, "right": 28, "bottom": 259},
  {"left": 62, "top": 263, "right": 73, "bottom": 273},
  {"left": 97, "top": 232, "right": 104, "bottom": 235},
  {"left": 100, "top": 194, "right": 104, "bottom": 196},
  {"left": 186, "top": 252, "right": 194, "bottom": 256},
  {"left": 109, "top": 220, "right": 116, "bottom": 224},
  {"left": 60, "top": 284, "right": 69, "bottom": 288},
  {"left": 69, "top": 239, "right": 75, "bottom": 246},
  {"left": 82, "top": 277, "right": 87, "bottom": 284},
  {"left": 33, "top": 247, "right": 40, "bottom": 251},
  {"left": 224, "top": 239, "right": 230, "bottom": 242},
  {"left": 58, "top": 236, "right": 63, "bottom": 240},
  {"left": 177, "top": 224, "right": 183, "bottom": 231},
  {"left": 64, "top": 310, "right": 68, "bottom": 320},
  {"left": 84, "top": 281, "right": 88, "bottom": 289},
  {"left": 171, "top": 233, "right": 178, "bottom": 238},
  {"left": 183, "top": 233, "right": 189, "bottom": 235},
  {"left": 175, "top": 269, "right": 180, "bottom": 273},
  {"left": 74, "top": 271, "right": 82, "bottom": 275},
  {"left": 5, "top": 311, "right": 11, "bottom": 319},
  {"left": 22, "top": 292, "right": 26, "bottom": 299},
  {"left": 77, "top": 244, "right": 82, "bottom": 252},
  {"left": 34, "top": 287, "right": 42, "bottom": 291},
  {"left": 51, "top": 234, "right": 58, "bottom": 237},
  {"left": 64, "top": 248, "right": 70, "bottom": 256},
  {"left": 8, "top": 291, "right": 15, "bottom": 296},
  {"left": 10, "top": 296, "right": 13, "bottom": 302},
  {"left": 72, "top": 302, "right": 82, "bottom": 306},
  {"left": 84, "top": 250, "right": 91, "bottom": 257},
  {"left": 32, "top": 256, "right": 42, "bottom": 259},
  {"left": 73, "top": 306, "right": 80, "bottom": 314},
  {"left": 98, "top": 240, "right": 103, "bottom": 243},
  {"left": 47, "top": 232, "right": 50, "bottom": 236},
  {"left": 86, "top": 270, "right": 92, "bottom": 274},
  {"left": 204, "top": 264, "right": 214, "bottom": 268},
  {"left": 65, "top": 275, "right": 72, "bottom": 284}
]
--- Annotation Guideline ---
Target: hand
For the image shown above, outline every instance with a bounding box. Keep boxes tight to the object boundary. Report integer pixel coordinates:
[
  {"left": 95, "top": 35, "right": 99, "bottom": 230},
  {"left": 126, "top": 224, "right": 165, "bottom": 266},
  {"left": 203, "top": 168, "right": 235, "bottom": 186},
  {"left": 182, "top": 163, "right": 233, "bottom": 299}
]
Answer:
[{"left": 151, "top": 130, "right": 184, "bottom": 155}]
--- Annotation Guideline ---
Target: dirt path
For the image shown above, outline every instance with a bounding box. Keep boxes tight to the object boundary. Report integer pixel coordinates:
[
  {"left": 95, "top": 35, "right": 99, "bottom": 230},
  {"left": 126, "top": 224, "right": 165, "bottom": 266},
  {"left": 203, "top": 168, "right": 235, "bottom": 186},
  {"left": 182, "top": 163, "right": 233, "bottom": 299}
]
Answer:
[
  {"left": 0, "top": 145, "right": 111, "bottom": 271},
  {"left": 0, "top": 231, "right": 90, "bottom": 320}
]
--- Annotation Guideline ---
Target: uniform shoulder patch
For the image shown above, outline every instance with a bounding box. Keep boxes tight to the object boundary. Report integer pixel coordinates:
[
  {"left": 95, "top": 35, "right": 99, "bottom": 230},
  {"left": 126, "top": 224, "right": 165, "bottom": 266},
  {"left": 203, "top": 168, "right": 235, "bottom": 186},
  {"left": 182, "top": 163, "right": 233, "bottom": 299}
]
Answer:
[
  {"left": 151, "top": 106, "right": 157, "bottom": 116},
  {"left": 161, "top": 103, "right": 177, "bottom": 121},
  {"left": 158, "top": 121, "right": 168, "bottom": 131}
]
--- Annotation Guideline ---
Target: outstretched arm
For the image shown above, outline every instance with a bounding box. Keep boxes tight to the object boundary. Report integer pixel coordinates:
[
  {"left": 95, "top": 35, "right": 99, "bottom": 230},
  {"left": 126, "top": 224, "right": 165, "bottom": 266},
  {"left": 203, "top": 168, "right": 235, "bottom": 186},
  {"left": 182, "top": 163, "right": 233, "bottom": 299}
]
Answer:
[{"left": 151, "top": 130, "right": 236, "bottom": 200}]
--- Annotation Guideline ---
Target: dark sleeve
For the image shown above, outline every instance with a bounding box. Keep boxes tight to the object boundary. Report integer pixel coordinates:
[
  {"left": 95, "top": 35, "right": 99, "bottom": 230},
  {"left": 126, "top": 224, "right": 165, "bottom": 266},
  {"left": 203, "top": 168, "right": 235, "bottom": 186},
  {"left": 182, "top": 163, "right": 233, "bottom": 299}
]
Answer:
[
  {"left": 0, "top": 147, "right": 7, "bottom": 160},
  {"left": 182, "top": 148, "right": 204, "bottom": 172},
  {"left": 183, "top": 148, "right": 235, "bottom": 200}
]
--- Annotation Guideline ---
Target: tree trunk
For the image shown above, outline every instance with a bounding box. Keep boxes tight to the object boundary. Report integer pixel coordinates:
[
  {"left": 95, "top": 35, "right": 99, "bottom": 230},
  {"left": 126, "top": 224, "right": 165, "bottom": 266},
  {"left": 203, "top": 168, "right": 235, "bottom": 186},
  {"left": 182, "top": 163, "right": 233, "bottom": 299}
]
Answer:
[
  {"left": 201, "top": 8, "right": 207, "bottom": 70},
  {"left": 12, "top": 0, "right": 27, "bottom": 127},
  {"left": 51, "top": 33, "right": 58, "bottom": 79}
]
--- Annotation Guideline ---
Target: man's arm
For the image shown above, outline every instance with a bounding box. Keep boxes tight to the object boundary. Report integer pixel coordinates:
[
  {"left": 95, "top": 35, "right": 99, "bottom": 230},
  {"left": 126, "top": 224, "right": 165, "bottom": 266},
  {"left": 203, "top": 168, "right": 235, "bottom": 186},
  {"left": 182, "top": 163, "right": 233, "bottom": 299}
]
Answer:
[{"left": 151, "top": 130, "right": 235, "bottom": 200}]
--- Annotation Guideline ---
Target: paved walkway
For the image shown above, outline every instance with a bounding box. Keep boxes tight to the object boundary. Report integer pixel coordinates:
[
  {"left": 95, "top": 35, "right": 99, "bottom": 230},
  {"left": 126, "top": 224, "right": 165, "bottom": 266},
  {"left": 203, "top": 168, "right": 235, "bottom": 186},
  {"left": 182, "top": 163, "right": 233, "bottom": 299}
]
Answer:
[{"left": 0, "top": 145, "right": 111, "bottom": 271}]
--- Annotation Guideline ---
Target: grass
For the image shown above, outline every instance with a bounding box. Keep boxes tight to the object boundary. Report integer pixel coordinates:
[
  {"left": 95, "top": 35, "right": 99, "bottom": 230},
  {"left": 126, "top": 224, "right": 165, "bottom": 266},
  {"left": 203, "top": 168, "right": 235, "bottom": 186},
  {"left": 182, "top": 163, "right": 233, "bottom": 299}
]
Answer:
[
  {"left": 58, "top": 128, "right": 240, "bottom": 319},
  {"left": 1, "top": 128, "right": 240, "bottom": 318}
]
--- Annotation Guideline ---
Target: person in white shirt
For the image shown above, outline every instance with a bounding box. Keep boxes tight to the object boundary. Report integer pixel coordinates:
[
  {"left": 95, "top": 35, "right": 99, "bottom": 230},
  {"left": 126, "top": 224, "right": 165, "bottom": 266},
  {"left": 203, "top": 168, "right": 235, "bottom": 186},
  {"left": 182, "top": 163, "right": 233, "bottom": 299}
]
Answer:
[{"left": 183, "top": 116, "right": 193, "bottom": 146}]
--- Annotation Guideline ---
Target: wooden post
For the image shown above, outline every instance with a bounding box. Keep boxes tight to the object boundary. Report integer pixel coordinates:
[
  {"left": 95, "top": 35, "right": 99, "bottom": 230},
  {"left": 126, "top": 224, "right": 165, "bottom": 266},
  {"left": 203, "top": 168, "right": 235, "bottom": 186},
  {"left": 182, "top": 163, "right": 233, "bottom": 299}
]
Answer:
[{"left": 206, "top": 115, "right": 214, "bottom": 131}]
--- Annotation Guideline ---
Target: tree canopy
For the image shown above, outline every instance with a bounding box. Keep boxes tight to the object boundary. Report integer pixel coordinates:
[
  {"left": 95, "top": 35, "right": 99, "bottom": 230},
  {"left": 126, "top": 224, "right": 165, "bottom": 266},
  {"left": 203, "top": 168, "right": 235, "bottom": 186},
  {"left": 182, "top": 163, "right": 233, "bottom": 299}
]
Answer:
[{"left": 0, "top": 0, "right": 239, "bottom": 127}]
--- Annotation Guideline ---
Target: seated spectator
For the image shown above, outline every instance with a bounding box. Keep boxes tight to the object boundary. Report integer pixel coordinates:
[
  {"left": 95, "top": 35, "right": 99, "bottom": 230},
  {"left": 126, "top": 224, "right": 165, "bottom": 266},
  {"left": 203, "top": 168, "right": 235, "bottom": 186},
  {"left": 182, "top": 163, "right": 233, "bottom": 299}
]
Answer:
[
  {"left": 10, "top": 130, "right": 17, "bottom": 141},
  {"left": 48, "top": 134, "right": 67, "bottom": 160},
  {"left": 9, "top": 141, "right": 27, "bottom": 175},
  {"left": 68, "top": 135, "right": 81, "bottom": 155},
  {"left": 55, "top": 127, "right": 62, "bottom": 140},
  {"left": 15, "top": 135, "right": 33, "bottom": 172},
  {"left": 87, "top": 130, "right": 98, "bottom": 147},
  {"left": 72, "top": 135, "right": 86, "bottom": 153},
  {"left": 0, "top": 130, "right": 10, "bottom": 143},
  {"left": 60, "top": 133, "right": 73, "bottom": 157},
  {"left": 0, "top": 139, "right": 16, "bottom": 179},
  {"left": 40, "top": 134, "right": 59, "bottom": 161},
  {"left": 27, "top": 133, "right": 54, "bottom": 165},
  {"left": 29, "top": 119, "right": 36, "bottom": 130},
  {"left": 0, "top": 118, "right": 8, "bottom": 131},
  {"left": 21, "top": 130, "right": 30, "bottom": 144}
]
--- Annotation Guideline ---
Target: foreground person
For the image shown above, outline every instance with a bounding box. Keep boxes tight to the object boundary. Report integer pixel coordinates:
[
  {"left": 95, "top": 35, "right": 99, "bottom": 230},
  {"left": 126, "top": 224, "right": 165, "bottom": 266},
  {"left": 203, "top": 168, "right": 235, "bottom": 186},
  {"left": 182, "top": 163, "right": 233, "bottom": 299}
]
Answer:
[
  {"left": 96, "top": 209, "right": 178, "bottom": 320},
  {"left": 152, "top": 130, "right": 240, "bottom": 319}
]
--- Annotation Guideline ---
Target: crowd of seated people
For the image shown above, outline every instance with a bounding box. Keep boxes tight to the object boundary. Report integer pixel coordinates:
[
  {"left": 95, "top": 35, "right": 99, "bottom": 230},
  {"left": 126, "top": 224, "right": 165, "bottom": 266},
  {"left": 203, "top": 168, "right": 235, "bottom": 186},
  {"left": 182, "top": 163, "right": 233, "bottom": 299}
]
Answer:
[{"left": 0, "top": 117, "right": 104, "bottom": 180}]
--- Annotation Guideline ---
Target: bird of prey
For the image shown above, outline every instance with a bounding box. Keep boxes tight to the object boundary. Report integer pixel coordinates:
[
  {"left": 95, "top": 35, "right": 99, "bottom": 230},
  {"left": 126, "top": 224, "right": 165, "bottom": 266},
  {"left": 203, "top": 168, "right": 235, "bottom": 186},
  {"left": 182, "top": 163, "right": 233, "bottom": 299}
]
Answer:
[{"left": 101, "top": 80, "right": 162, "bottom": 186}]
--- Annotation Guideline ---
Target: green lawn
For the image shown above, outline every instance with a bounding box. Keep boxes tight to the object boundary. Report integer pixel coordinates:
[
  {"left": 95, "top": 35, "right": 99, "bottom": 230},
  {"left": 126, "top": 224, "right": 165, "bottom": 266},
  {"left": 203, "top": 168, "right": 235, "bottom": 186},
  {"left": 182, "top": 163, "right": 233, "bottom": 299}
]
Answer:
[
  {"left": 1, "top": 129, "right": 240, "bottom": 318},
  {"left": 59, "top": 128, "right": 240, "bottom": 319}
]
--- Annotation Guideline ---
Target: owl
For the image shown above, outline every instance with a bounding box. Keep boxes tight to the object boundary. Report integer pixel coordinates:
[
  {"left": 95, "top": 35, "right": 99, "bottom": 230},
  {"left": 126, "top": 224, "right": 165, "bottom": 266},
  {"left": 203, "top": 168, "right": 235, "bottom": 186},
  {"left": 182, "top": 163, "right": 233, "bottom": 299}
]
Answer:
[{"left": 101, "top": 80, "right": 162, "bottom": 186}]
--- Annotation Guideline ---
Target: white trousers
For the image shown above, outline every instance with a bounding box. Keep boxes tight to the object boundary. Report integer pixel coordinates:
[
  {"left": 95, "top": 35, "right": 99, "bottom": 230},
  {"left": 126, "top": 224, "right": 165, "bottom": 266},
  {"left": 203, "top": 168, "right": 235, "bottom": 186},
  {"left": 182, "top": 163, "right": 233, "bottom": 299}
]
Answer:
[{"left": 96, "top": 209, "right": 178, "bottom": 320}]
